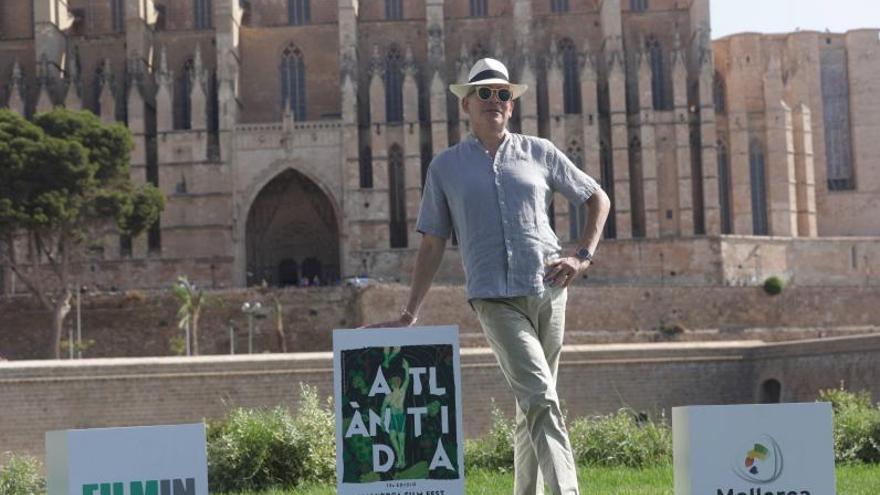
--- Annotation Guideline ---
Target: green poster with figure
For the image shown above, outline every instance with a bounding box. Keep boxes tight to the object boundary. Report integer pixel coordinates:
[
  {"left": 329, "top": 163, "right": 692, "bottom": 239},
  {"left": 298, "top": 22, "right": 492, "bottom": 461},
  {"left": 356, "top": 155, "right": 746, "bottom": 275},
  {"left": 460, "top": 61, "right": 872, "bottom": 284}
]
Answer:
[{"left": 333, "top": 326, "right": 464, "bottom": 495}]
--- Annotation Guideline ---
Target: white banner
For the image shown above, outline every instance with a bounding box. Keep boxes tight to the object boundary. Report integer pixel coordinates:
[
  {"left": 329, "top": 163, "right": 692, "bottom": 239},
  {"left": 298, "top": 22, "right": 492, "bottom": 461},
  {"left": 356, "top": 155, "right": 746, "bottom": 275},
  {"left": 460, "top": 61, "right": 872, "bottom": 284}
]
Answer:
[
  {"left": 333, "top": 325, "right": 465, "bottom": 495},
  {"left": 46, "top": 423, "right": 208, "bottom": 495},
  {"left": 673, "top": 402, "right": 835, "bottom": 495}
]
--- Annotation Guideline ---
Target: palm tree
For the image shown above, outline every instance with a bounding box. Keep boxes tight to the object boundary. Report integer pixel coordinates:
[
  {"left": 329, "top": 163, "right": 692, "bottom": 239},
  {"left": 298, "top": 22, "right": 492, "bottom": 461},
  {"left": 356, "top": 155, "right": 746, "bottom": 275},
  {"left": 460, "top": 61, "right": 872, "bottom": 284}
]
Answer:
[
  {"left": 172, "top": 276, "right": 206, "bottom": 355},
  {"left": 272, "top": 294, "right": 288, "bottom": 352}
]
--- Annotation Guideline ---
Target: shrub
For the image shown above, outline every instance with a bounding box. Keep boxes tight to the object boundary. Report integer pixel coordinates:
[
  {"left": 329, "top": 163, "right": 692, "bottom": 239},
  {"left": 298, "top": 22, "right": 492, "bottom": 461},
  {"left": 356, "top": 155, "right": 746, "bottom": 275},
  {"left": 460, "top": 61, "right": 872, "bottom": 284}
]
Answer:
[
  {"left": 569, "top": 409, "right": 672, "bottom": 467},
  {"left": 658, "top": 321, "right": 686, "bottom": 338},
  {"left": 819, "top": 387, "right": 880, "bottom": 464},
  {"left": 762, "top": 276, "right": 784, "bottom": 295},
  {"left": 289, "top": 385, "right": 336, "bottom": 481},
  {"left": 464, "top": 403, "right": 515, "bottom": 472},
  {"left": 207, "top": 384, "right": 335, "bottom": 492},
  {"left": 168, "top": 334, "right": 187, "bottom": 356},
  {"left": 0, "top": 453, "right": 45, "bottom": 495},
  {"left": 122, "top": 290, "right": 147, "bottom": 305},
  {"left": 464, "top": 404, "right": 672, "bottom": 471},
  {"left": 59, "top": 338, "right": 96, "bottom": 358}
]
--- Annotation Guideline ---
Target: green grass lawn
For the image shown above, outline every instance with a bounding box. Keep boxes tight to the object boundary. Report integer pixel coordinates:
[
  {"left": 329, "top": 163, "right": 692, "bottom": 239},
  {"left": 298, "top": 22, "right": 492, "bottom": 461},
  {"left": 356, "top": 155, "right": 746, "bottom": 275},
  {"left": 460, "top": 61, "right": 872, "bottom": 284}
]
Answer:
[{"left": 223, "top": 463, "right": 880, "bottom": 494}]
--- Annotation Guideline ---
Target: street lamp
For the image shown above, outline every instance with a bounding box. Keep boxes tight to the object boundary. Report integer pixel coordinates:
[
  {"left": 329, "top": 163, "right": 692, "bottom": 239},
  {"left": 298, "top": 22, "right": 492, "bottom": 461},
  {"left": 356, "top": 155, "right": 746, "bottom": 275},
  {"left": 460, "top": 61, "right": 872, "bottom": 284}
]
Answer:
[
  {"left": 241, "top": 301, "right": 269, "bottom": 354},
  {"left": 75, "top": 284, "right": 88, "bottom": 358}
]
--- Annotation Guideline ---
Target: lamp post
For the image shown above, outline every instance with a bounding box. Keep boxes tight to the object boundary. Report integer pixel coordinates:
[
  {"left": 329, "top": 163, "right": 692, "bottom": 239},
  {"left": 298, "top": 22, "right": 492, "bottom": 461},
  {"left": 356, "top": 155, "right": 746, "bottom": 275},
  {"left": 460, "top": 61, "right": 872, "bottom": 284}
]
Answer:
[
  {"left": 185, "top": 320, "right": 191, "bottom": 357},
  {"left": 241, "top": 301, "right": 269, "bottom": 354},
  {"left": 76, "top": 285, "right": 82, "bottom": 358},
  {"left": 72, "top": 284, "right": 89, "bottom": 358}
]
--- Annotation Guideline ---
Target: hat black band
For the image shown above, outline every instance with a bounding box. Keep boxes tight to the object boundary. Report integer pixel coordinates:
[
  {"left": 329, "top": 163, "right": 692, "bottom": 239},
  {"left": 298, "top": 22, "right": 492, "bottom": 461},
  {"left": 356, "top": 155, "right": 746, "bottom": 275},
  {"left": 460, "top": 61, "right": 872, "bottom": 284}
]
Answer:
[{"left": 469, "top": 69, "right": 509, "bottom": 83}]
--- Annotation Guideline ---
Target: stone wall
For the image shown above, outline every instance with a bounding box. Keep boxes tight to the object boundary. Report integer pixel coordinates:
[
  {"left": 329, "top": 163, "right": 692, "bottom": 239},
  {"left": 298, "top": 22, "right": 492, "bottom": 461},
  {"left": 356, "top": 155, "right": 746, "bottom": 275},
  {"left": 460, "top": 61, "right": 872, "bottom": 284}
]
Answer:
[
  {"left": 2, "top": 334, "right": 879, "bottom": 462},
  {"left": 0, "top": 287, "right": 360, "bottom": 360},
  {"left": 2, "top": 283, "right": 879, "bottom": 360},
  {"left": 365, "top": 283, "right": 880, "bottom": 344},
  {"left": 6, "top": 235, "right": 880, "bottom": 297}
]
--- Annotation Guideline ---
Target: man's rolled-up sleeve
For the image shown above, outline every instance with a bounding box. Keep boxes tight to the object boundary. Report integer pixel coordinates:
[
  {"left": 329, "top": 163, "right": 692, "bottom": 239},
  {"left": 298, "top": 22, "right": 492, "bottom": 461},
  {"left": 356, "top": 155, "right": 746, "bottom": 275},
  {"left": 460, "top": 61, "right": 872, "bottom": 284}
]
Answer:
[
  {"left": 548, "top": 146, "right": 601, "bottom": 205},
  {"left": 416, "top": 164, "right": 452, "bottom": 239}
]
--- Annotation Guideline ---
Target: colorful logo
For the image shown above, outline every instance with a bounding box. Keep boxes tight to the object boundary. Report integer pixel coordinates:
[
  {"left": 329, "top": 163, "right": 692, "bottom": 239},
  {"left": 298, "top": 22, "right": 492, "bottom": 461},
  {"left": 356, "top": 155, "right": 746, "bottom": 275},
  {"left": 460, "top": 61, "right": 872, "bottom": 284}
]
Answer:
[{"left": 732, "top": 434, "right": 784, "bottom": 484}]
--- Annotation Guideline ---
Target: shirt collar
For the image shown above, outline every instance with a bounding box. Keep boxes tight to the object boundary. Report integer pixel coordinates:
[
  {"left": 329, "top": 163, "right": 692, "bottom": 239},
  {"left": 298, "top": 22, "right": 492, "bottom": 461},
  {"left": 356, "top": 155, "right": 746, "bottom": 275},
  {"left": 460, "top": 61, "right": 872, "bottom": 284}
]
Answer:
[{"left": 468, "top": 129, "right": 510, "bottom": 151}]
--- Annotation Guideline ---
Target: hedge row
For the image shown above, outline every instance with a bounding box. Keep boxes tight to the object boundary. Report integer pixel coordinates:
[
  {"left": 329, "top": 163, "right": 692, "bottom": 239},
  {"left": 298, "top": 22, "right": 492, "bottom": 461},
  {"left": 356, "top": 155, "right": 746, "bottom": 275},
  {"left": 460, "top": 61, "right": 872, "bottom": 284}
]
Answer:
[{"left": 3, "top": 386, "right": 879, "bottom": 494}]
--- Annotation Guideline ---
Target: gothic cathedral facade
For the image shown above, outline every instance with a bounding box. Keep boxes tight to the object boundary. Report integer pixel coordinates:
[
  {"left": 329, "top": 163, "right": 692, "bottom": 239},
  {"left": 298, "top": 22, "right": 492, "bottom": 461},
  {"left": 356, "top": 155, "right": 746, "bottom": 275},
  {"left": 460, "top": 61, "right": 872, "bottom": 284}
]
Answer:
[{"left": 1, "top": 0, "right": 878, "bottom": 290}]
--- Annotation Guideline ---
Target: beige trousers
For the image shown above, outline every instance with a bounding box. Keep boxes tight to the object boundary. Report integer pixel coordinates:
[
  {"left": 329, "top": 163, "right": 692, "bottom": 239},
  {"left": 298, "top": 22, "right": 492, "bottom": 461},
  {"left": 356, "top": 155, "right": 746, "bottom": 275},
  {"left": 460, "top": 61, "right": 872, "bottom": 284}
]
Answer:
[{"left": 471, "top": 288, "right": 579, "bottom": 495}]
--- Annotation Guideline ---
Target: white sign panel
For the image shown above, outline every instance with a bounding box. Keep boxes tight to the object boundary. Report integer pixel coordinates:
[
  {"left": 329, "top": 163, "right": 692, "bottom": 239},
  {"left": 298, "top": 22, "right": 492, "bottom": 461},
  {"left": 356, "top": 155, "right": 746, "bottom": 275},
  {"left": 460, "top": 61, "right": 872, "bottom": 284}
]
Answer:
[
  {"left": 673, "top": 403, "right": 835, "bottom": 495},
  {"left": 46, "top": 423, "right": 208, "bottom": 495},
  {"left": 333, "top": 326, "right": 464, "bottom": 495}
]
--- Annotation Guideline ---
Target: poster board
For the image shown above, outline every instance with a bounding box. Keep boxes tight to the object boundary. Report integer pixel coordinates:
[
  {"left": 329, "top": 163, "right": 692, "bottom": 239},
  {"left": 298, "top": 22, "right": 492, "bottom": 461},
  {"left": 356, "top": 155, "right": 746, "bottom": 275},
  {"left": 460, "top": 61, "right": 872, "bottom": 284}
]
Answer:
[
  {"left": 673, "top": 402, "right": 835, "bottom": 495},
  {"left": 333, "top": 326, "right": 464, "bottom": 495},
  {"left": 45, "top": 423, "right": 208, "bottom": 495}
]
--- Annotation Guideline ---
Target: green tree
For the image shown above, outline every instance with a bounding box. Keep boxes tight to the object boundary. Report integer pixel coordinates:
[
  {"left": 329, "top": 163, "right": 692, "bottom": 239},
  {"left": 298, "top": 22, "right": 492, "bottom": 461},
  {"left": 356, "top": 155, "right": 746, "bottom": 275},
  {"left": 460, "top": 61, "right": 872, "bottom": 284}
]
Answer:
[
  {"left": 0, "top": 108, "right": 164, "bottom": 358},
  {"left": 172, "top": 275, "right": 206, "bottom": 355}
]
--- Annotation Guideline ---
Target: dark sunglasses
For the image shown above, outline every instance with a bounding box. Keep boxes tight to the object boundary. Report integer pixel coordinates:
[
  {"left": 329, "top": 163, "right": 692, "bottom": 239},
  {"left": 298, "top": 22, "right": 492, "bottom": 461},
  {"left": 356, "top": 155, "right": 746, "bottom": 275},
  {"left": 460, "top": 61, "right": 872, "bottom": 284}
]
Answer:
[{"left": 475, "top": 86, "right": 513, "bottom": 102}]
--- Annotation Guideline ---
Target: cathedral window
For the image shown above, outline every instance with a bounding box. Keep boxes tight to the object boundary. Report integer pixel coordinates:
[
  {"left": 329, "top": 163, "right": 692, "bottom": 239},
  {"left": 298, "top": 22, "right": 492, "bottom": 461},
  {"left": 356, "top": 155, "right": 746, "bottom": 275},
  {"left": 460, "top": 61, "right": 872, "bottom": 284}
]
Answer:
[
  {"left": 629, "top": 136, "right": 644, "bottom": 237},
  {"left": 388, "top": 145, "right": 408, "bottom": 248},
  {"left": 470, "top": 0, "right": 488, "bottom": 17},
  {"left": 713, "top": 72, "right": 726, "bottom": 114},
  {"left": 749, "top": 138, "right": 768, "bottom": 235},
  {"left": 600, "top": 140, "right": 616, "bottom": 239},
  {"left": 821, "top": 45, "right": 855, "bottom": 190},
  {"left": 177, "top": 59, "right": 194, "bottom": 129},
  {"left": 421, "top": 144, "right": 432, "bottom": 189},
  {"left": 91, "top": 64, "right": 104, "bottom": 116},
  {"left": 120, "top": 235, "right": 132, "bottom": 258},
  {"left": 111, "top": 0, "right": 125, "bottom": 33},
  {"left": 154, "top": 4, "right": 166, "bottom": 30},
  {"left": 717, "top": 140, "right": 732, "bottom": 234},
  {"left": 385, "top": 0, "right": 403, "bottom": 20},
  {"left": 647, "top": 38, "right": 668, "bottom": 110},
  {"left": 551, "top": 0, "right": 569, "bottom": 13},
  {"left": 567, "top": 141, "right": 585, "bottom": 241},
  {"left": 148, "top": 223, "right": 161, "bottom": 253},
  {"left": 630, "top": 0, "right": 648, "bottom": 12},
  {"left": 385, "top": 44, "right": 404, "bottom": 123},
  {"left": 288, "top": 0, "right": 310, "bottom": 25},
  {"left": 280, "top": 44, "right": 307, "bottom": 121},
  {"left": 360, "top": 146, "right": 373, "bottom": 189},
  {"left": 193, "top": 0, "right": 212, "bottom": 29},
  {"left": 559, "top": 38, "right": 581, "bottom": 114}
]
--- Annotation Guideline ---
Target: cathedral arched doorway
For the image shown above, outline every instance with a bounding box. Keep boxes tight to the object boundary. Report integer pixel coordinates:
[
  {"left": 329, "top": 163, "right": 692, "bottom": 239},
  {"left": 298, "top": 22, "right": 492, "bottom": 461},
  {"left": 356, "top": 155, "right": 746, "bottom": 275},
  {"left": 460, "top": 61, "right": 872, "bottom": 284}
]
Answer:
[{"left": 245, "top": 169, "right": 340, "bottom": 287}]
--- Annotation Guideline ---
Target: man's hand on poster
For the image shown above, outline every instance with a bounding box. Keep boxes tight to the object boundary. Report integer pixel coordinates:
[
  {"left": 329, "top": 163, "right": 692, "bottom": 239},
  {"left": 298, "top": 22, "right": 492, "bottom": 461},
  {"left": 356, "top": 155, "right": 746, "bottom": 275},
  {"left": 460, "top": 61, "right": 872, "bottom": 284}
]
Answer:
[
  {"left": 360, "top": 311, "right": 417, "bottom": 329},
  {"left": 544, "top": 256, "right": 591, "bottom": 288}
]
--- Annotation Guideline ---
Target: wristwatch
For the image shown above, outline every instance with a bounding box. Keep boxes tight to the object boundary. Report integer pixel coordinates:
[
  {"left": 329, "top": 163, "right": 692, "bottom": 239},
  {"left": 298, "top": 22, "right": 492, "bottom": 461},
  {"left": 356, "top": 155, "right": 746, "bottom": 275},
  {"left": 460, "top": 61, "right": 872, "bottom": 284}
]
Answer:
[{"left": 575, "top": 247, "right": 593, "bottom": 263}]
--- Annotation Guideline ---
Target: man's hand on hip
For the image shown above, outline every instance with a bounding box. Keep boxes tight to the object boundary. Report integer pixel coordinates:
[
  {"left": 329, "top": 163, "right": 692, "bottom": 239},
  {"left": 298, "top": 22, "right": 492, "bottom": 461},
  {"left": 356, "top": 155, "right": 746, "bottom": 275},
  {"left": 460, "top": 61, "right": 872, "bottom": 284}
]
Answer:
[{"left": 544, "top": 257, "right": 591, "bottom": 288}]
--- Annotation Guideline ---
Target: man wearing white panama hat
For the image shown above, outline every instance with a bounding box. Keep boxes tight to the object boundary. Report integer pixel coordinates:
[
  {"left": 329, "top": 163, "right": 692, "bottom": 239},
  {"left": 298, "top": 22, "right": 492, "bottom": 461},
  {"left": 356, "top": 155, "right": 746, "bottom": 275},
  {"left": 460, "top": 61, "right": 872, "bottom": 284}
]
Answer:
[{"left": 366, "top": 57, "right": 611, "bottom": 494}]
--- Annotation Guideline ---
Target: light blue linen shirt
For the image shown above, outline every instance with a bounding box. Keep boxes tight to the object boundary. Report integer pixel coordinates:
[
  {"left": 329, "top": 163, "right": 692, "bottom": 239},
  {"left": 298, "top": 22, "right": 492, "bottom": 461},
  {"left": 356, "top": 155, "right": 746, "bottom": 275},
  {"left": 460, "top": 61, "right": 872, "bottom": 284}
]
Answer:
[{"left": 417, "top": 132, "right": 601, "bottom": 299}]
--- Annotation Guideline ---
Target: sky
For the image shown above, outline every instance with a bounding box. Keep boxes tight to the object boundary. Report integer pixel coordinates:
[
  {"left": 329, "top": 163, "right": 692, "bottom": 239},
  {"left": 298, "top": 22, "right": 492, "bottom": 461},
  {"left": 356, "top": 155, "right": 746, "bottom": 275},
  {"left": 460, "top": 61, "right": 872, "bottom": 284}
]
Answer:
[{"left": 710, "top": 0, "right": 880, "bottom": 39}]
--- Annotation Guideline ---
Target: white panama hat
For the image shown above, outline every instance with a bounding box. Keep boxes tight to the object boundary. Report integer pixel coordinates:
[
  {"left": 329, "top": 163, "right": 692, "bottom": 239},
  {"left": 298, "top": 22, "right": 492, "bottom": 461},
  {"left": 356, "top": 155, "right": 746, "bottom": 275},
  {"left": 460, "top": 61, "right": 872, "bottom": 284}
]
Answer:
[{"left": 449, "top": 58, "right": 528, "bottom": 100}]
